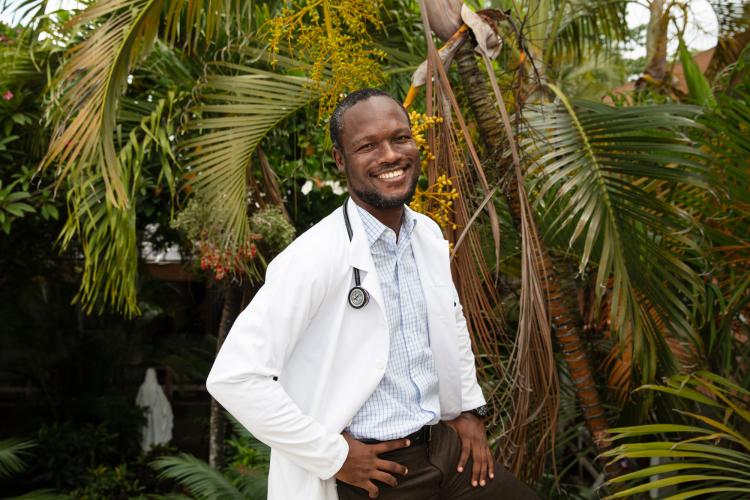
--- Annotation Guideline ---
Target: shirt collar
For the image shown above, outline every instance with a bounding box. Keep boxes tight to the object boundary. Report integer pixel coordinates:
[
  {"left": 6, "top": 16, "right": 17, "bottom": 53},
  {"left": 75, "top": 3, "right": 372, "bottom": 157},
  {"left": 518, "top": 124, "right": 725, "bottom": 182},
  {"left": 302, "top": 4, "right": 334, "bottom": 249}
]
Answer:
[{"left": 355, "top": 203, "right": 418, "bottom": 248}]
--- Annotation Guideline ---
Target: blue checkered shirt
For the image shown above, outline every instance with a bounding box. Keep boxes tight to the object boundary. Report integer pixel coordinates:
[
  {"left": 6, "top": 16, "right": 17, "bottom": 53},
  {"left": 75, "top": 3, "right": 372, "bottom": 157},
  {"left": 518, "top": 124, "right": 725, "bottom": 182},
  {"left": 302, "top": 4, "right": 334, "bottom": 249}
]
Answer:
[{"left": 347, "top": 205, "right": 441, "bottom": 440}]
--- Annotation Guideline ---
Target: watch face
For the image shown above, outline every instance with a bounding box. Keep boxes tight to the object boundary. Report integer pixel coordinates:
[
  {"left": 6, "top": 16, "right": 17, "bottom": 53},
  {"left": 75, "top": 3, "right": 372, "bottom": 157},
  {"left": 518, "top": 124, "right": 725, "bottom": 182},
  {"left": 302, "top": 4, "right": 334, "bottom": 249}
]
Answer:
[{"left": 472, "top": 405, "right": 490, "bottom": 418}]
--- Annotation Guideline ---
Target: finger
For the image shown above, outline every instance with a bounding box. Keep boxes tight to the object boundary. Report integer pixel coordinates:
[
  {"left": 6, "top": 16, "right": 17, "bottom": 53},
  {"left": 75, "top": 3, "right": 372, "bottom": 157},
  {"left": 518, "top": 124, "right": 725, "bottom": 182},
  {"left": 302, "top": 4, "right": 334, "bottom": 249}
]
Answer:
[
  {"left": 374, "top": 438, "right": 411, "bottom": 454},
  {"left": 478, "top": 447, "right": 488, "bottom": 487},
  {"left": 365, "top": 481, "right": 379, "bottom": 499},
  {"left": 457, "top": 440, "right": 470, "bottom": 473},
  {"left": 488, "top": 447, "right": 495, "bottom": 480},
  {"left": 371, "top": 470, "right": 398, "bottom": 488},
  {"left": 471, "top": 445, "right": 481, "bottom": 487},
  {"left": 376, "top": 458, "right": 408, "bottom": 476}
]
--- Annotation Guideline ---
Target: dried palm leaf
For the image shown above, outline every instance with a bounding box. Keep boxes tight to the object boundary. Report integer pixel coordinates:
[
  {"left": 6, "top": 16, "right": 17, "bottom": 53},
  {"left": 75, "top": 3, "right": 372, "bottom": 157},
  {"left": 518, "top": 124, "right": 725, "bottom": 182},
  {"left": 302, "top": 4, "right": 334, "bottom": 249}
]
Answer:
[{"left": 415, "top": 0, "right": 559, "bottom": 481}]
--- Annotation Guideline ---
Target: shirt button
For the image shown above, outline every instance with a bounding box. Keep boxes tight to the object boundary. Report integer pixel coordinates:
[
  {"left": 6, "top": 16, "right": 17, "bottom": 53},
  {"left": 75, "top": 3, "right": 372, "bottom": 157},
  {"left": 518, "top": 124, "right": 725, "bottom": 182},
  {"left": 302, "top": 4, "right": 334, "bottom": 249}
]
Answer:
[{"left": 376, "top": 359, "right": 386, "bottom": 370}]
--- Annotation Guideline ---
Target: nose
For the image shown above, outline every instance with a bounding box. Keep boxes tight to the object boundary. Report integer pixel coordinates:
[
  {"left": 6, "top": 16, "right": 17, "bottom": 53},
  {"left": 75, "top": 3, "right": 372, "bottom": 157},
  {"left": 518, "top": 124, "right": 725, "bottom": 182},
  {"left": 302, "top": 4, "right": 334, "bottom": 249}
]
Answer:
[{"left": 379, "top": 141, "right": 402, "bottom": 164}]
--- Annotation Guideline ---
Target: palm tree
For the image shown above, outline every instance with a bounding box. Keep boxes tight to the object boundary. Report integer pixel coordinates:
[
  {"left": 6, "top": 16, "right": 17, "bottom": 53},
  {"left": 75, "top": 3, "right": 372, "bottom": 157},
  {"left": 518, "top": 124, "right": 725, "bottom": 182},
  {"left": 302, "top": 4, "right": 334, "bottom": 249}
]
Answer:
[{"left": 415, "top": 0, "right": 714, "bottom": 483}]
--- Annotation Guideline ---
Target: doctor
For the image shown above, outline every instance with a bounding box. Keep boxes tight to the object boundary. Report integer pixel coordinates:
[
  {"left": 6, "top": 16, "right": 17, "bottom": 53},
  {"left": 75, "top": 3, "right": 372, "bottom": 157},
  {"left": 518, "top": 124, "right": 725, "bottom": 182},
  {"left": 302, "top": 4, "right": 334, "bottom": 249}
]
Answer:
[{"left": 206, "top": 89, "right": 537, "bottom": 499}]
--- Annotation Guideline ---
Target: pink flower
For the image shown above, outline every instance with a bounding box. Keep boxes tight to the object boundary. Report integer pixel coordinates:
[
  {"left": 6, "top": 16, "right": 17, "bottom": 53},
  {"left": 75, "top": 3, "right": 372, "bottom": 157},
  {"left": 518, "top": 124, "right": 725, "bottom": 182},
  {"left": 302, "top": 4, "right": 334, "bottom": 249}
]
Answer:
[{"left": 2, "top": 90, "right": 13, "bottom": 101}]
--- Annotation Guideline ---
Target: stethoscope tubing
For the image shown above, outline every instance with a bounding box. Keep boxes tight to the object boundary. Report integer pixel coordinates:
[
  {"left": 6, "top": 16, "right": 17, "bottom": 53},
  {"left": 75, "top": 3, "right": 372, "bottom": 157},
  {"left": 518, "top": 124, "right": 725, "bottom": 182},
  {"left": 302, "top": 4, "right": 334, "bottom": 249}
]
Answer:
[{"left": 343, "top": 198, "right": 370, "bottom": 309}]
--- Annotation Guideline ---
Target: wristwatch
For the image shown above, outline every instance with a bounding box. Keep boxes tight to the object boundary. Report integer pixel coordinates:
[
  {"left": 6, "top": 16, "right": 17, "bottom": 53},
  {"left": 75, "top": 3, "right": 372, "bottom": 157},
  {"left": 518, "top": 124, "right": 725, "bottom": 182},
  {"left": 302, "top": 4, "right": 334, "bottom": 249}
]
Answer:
[{"left": 468, "top": 404, "right": 490, "bottom": 420}]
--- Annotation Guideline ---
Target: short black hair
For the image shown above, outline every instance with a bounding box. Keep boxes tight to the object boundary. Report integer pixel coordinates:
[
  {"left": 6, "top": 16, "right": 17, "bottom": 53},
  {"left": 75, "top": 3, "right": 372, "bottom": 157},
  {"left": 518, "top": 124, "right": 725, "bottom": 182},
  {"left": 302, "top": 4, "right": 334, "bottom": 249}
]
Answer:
[{"left": 329, "top": 88, "right": 410, "bottom": 151}]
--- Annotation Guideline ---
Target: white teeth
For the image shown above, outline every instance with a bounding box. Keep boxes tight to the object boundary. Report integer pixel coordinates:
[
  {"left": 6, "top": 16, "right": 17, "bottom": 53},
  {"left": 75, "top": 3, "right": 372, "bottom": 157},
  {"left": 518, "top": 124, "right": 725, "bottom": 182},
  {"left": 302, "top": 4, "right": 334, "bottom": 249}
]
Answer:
[{"left": 377, "top": 169, "right": 404, "bottom": 180}]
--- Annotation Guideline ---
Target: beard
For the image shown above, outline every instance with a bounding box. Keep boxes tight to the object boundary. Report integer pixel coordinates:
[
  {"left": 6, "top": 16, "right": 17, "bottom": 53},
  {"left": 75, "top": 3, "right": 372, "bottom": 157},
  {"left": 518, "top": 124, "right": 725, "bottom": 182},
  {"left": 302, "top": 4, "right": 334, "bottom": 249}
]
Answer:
[{"left": 349, "top": 169, "right": 420, "bottom": 209}]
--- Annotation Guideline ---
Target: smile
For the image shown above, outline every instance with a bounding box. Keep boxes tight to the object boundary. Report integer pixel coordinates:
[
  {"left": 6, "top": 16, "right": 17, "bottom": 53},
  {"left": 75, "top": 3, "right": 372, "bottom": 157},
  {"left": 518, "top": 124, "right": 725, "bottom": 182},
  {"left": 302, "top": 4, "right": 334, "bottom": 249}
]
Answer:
[{"left": 376, "top": 169, "right": 405, "bottom": 180}]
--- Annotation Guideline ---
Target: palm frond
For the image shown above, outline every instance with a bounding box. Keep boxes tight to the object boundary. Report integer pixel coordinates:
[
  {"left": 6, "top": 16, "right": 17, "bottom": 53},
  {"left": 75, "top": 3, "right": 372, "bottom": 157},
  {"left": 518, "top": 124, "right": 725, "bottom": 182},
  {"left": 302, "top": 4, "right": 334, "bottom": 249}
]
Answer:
[
  {"left": 152, "top": 453, "right": 243, "bottom": 500},
  {"left": 525, "top": 86, "right": 710, "bottom": 384},
  {"left": 43, "top": 0, "right": 254, "bottom": 207},
  {"left": 58, "top": 91, "right": 184, "bottom": 316},
  {"left": 602, "top": 372, "right": 750, "bottom": 500},
  {"left": 545, "top": 0, "right": 628, "bottom": 62},
  {"left": 44, "top": 0, "right": 164, "bottom": 207},
  {"left": 0, "top": 439, "right": 35, "bottom": 479},
  {"left": 181, "top": 63, "right": 319, "bottom": 250},
  {"left": 7, "top": 490, "right": 70, "bottom": 500}
]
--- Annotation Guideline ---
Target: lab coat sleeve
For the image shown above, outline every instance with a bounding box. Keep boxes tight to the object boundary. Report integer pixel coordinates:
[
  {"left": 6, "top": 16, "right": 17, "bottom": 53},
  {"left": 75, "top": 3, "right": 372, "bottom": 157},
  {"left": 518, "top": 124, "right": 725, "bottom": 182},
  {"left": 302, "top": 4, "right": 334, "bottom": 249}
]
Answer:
[
  {"left": 452, "top": 280, "right": 487, "bottom": 412},
  {"left": 206, "top": 245, "right": 349, "bottom": 480}
]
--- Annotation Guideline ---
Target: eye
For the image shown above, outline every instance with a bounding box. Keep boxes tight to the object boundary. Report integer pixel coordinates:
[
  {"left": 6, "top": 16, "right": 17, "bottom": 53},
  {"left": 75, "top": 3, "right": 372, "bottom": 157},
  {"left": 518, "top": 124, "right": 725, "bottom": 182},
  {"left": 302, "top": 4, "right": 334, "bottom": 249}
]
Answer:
[
  {"left": 357, "top": 143, "right": 375, "bottom": 152},
  {"left": 394, "top": 135, "right": 412, "bottom": 143}
]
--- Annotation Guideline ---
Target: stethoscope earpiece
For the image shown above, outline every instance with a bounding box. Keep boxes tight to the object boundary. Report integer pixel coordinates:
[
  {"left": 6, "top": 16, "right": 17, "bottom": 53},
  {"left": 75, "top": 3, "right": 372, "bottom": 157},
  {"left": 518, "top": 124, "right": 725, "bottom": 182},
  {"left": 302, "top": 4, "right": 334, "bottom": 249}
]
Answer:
[{"left": 343, "top": 198, "right": 370, "bottom": 310}]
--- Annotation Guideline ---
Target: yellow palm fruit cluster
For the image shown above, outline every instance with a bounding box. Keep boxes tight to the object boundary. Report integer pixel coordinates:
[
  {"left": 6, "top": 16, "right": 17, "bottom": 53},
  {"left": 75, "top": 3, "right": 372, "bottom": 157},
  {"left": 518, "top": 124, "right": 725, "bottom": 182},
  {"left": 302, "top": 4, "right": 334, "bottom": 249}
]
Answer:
[
  {"left": 410, "top": 174, "right": 459, "bottom": 231},
  {"left": 407, "top": 112, "right": 459, "bottom": 230},
  {"left": 408, "top": 111, "right": 443, "bottom": 169},
  {"left": 266, "top": 0, "right": 386, "bottom": 117}
]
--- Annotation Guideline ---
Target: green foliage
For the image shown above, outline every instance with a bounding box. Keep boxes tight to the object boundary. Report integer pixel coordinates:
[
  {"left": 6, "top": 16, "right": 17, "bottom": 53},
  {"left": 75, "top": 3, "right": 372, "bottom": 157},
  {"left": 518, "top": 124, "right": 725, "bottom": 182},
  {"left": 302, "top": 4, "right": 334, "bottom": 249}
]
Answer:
[
  {"left": 673, "top": 47, "right": 750, "bottom": 388},
  {"left": 678, "top": 37, "right": 716, "bottom": 108},
  {"left": 70, "top": 463, "right": 147, "bottom": 499},
  {"left": 151, "top": 417, "right": 270, "bottom": 500},
  {"left": 171, "top": 188, "right": 264, "bottom": 282},
  {"left": 602, "top": 372, "right": 750, "bottom": 499},
  {"left": 249, "top": 207, "right": 295, "bottom": 256},
  {"left": 0, "top": 439, "right": 35, "bottom": 479},
  {"left": 181, "top": 58, "right": 318, "bottom": 255},
  {"left": 0, "top": 180, "right": 35, "bottom": 234},
  {"left": 0, "top": 22, "right": 63, "bottom": 236},
  {"left": 30, "top": 422, "right": 137, "bottom": 490}
]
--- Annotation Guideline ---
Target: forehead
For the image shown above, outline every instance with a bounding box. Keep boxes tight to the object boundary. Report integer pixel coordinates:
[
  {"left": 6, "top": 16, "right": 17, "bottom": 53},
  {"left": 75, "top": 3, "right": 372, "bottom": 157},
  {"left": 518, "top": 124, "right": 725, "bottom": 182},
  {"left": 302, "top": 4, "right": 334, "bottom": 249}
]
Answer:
[{"left": 339, "top": 96, "right": 409, "bottom": 144}]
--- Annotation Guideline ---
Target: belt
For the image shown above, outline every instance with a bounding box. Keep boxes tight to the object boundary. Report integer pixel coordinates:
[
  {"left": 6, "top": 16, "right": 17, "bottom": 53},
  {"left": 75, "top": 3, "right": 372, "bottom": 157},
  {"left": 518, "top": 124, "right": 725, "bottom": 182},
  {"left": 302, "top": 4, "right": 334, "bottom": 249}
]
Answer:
[{"left": 360, "top": 425, "right": 434, "bottom": 446}]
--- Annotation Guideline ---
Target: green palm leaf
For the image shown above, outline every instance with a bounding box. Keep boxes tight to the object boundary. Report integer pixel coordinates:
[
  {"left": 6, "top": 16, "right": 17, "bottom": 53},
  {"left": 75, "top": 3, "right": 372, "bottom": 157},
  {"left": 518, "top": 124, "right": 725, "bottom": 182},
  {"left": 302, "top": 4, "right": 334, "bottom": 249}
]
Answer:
[
  {"left": 602, "top": 372, "right": 750, "bottom": 499},
  {"left": 0, "top": 439, "right": 35, "bottom": 479},
  {"left": 181, "top": 62, "right": 319, "bottom": 249},
  {"left": 152, "top": 453, "right": 245, "bottom": 500},
  {"left": 524, "top": 85, "right": 709, "bottom": 383}
]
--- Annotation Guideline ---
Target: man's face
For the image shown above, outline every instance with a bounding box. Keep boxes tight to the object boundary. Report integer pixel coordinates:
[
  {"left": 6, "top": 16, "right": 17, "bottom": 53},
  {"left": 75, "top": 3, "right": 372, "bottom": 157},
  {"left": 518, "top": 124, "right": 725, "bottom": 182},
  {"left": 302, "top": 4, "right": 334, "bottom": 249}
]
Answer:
[{"left": 333, "top": 96, "right": 421, "bottom": 210}]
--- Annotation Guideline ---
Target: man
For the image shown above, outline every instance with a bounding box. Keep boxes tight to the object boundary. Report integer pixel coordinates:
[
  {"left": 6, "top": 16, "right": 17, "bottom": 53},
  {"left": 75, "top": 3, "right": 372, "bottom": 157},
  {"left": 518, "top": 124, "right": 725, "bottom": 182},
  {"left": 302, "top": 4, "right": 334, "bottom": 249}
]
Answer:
[{"left": 206, "top": 89, "right": 537, "bottom": 499}]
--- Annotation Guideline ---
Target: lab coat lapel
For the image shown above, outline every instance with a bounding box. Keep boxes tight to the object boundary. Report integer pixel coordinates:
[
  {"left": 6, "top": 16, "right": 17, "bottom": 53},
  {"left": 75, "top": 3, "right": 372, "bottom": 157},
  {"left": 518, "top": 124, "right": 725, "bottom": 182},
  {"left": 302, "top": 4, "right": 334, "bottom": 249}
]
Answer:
[{"left": 411, "top": 221, "right": 462, "bottom": 416}]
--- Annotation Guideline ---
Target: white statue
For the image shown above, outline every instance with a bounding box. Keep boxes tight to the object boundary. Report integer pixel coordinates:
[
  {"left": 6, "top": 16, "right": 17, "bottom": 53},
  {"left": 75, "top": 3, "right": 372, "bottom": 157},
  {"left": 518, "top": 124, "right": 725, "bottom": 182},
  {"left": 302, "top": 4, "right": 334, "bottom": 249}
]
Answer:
[{"left": 135, "top": 368, "right": 174, "bottom": 452}]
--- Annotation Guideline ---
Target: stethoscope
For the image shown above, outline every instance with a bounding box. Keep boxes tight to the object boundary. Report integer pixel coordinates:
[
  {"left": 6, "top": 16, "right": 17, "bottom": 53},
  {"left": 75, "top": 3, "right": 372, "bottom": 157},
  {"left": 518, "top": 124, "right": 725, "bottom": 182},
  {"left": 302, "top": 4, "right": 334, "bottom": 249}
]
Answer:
[{"left": 343, "top": 198, "right": 370, "bottom": 309}]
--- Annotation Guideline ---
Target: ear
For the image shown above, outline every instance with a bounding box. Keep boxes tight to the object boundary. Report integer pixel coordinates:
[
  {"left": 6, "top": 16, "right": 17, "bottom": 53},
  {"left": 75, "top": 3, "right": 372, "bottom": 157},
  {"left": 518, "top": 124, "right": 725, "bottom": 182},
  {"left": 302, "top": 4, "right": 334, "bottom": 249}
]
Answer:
[{"left": 333, "top": 148, "right": 346, "bottom": 175}]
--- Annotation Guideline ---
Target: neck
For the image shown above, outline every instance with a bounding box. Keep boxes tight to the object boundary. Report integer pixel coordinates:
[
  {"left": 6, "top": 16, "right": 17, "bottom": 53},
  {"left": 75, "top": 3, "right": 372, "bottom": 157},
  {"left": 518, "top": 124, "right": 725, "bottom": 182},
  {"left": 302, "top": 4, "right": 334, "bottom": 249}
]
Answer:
[{"left": 351, "top": 195, "right": 404, "bottom": 236}]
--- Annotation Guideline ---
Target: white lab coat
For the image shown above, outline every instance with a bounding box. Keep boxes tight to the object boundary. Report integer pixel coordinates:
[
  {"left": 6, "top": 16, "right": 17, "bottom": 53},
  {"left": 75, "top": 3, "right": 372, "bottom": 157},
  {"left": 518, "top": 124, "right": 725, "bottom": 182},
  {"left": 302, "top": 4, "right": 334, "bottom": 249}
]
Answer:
[{"left": 206, "top": 198, "right": 486, "bottom": 500}]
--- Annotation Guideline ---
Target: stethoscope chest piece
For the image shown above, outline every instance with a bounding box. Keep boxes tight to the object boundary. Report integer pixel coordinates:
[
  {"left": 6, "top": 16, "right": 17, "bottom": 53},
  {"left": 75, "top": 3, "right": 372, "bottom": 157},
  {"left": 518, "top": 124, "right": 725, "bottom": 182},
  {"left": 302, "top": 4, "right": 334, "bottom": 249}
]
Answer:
[
  {"left": 348, "top": 286, "right": 369, "bottom": 309},
  {"left": 343, "top": 197, "right": 371, "bottom": 310}
]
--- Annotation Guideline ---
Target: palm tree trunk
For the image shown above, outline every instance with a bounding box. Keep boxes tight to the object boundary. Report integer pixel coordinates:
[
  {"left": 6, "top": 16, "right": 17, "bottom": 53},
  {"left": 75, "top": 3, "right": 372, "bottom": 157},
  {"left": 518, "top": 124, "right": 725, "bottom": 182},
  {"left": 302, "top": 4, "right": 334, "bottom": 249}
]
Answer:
[
  {"left": 208, "top": 283, "right": 242, "bottom": 469},
  {"left": 640, "top": 0, "right": 669, "bottom": 88},
  {"left": 454, "top": 41, "right": 612, "bottom": 457}
]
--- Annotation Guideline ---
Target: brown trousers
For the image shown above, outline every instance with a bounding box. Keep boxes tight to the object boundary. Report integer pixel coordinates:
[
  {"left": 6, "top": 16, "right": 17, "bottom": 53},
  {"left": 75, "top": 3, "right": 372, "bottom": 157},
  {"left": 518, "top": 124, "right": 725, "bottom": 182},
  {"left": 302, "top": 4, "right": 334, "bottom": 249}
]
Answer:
[{"left": 336, "top": 423, "right": 539, "bottom": 499}]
